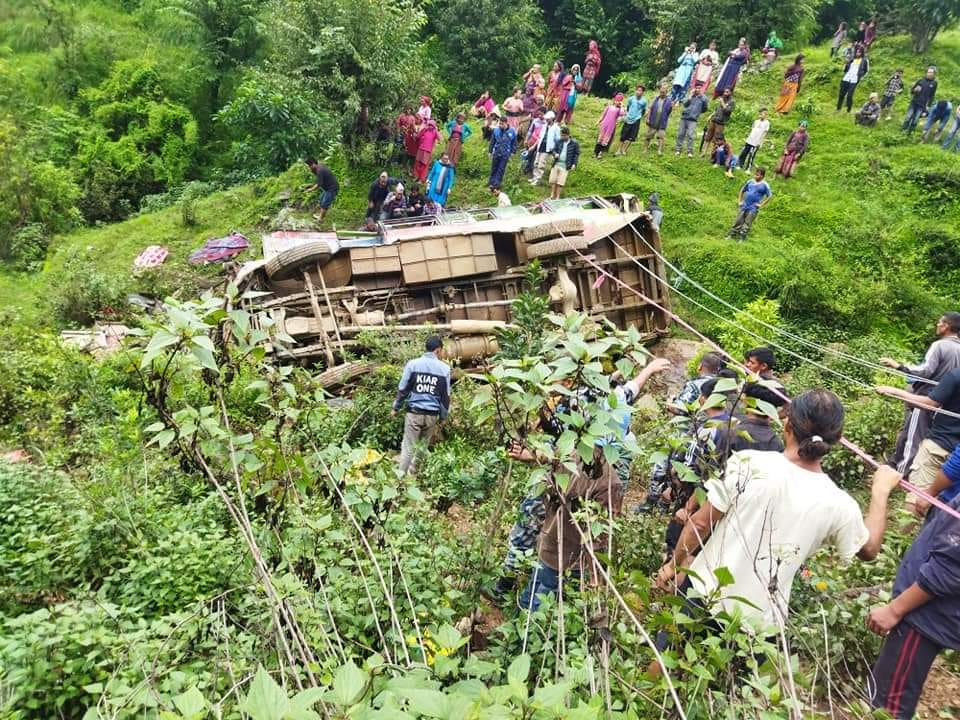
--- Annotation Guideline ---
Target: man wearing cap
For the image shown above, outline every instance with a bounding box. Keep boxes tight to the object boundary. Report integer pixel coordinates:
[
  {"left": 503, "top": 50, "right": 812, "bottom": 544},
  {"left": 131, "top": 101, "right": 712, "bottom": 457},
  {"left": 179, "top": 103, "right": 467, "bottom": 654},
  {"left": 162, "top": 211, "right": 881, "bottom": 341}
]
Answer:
[
  {"left": 392, "top": 335, "right": 451, "bottom": 476},
  {"left": 530, "top": 110, "right": 561, "bottom": 186},
  {"left": 367, "top": 171, "right": 399, "bottom": 221},
  {"left": 903, "top": 66, "right": 938, "bottom": 133},
  {"left": 549, "top": 126, "right": 579, "bottom": 199}
]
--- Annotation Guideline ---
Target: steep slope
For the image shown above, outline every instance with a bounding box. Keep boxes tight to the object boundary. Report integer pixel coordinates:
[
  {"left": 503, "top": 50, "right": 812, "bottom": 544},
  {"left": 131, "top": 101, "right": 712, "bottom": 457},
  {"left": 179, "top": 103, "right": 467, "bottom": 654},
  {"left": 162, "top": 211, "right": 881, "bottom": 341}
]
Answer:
[{"left": 5, "top": 32, "right": 959, "bottom": 350}]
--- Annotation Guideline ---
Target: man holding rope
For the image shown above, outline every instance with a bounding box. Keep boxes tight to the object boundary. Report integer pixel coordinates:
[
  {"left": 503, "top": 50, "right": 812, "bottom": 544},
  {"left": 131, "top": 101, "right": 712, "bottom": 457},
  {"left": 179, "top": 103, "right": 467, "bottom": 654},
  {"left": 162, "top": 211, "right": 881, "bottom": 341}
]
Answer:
[
  {"left": 880, "top": 312, "right": 960, "bottom": 483},
  {"left": 877, "top": 364, "right": 960, "bottom": 515}
]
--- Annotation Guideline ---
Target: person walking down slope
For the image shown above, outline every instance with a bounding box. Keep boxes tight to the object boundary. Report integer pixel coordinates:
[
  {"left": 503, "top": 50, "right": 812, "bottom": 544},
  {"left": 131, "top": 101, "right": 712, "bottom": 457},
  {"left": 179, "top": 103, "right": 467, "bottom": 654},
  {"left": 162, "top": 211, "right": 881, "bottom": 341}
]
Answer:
[
  {"left": 302, "top": 158, "right": 339, "bottom": 221},
  {"left": 674, "top": 87, "right": 709, "bottom": 157},
  {"left": 774, "top": 54, "right": 805, "bottom": 115},
  {"left": 487, "top": 116, "right": 517, "bottom": 190},
  {"left": 856, "top": 93, "right": 882, "bottom": 127},
  {"left": 392, "top": 335, "right": 451, "bottom": 476},
  {"left": 837, "top": 46, "right": 869, "bottom": 112},
  {"left": 942, "top": 106, "right": 960, "bottom": 152},
  {"left": 903, "top": 66, "right": 938, "bottom": 133},
  {"left": 582, "top": 39, "right": 602, "bottom": 95},
  {"left": 728, "top": 166, "right": 772, "bottom": 241},
  {"left": 920, "top": 99, "right": 953, "bottom": 143},
  {"left": 615, "top": 84, "right": 648, "bottom": 156},
  {"left": 643, "top": 86, "right": 674, "bottom": 156},
  {"left": 775, "top": 120, "right": 809, "bottom": 179},
  {"left": 595, "top": 93, "right": 625, "bottom": 159},
  {"left": 830, "top": 22, "right": 848, "bottom": 58},
  {"left": 550, "top": 127, "right": 579, "bottom": 200},
  {"left": 713, "top": 37, "right": 750, "bottom": 98},
  {"left": 671, "top": 44, "right": 699, "bottom": 102},
  {"left": 426, "top": 152, "right": 455, "bottom": 208}
]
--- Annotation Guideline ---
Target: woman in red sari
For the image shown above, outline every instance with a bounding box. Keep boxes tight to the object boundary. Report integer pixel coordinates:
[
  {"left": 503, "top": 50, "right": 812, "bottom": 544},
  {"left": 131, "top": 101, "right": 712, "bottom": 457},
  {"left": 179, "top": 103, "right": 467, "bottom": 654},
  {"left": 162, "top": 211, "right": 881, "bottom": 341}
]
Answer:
[
  {"left": 775, "top": 120, "right": 809, "bottom": 179},
  {"left": 544, "top": 61, "right": 562, "bottom": 111},
  {"left": 413, "top": 119, "right": 440, "bottom": 183},
  {"left": 582, "top": 40, "right": 602, "bottom": 94},
  {"left": 397, "top": 107, "right": 417, "bottom": 169}
]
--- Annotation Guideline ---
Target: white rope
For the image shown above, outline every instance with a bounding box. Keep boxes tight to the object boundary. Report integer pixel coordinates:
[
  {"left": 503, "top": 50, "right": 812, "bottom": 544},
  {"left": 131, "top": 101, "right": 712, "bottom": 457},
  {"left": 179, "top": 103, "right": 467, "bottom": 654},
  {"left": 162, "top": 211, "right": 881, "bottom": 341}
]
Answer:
[
  {"left": 625, "top": 222, "right": 939, "bottom": 386},
  {"left": 603, "top": 233, "right": 875, "bottom": 390}
]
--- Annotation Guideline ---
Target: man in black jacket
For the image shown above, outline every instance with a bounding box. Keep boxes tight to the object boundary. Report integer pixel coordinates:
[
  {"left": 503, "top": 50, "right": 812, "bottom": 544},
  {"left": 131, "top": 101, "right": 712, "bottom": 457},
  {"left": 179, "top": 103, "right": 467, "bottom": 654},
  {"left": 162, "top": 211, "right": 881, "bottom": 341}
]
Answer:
[
  {"left": 550, "top": 127, "right": 579, "bottom": 200},
  {"left": 903, "top": 66, "right": 938, "bottom": 133},
  {"left": 366, "top": 171, "right": 400, "bottom": 220}
]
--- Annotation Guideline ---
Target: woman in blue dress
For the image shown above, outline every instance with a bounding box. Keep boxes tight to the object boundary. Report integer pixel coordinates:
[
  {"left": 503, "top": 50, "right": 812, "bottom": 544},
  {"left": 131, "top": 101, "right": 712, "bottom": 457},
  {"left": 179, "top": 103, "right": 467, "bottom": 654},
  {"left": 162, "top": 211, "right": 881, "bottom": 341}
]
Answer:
[{"left": 671, "top": 44, "right": 699, "bottom": 102}]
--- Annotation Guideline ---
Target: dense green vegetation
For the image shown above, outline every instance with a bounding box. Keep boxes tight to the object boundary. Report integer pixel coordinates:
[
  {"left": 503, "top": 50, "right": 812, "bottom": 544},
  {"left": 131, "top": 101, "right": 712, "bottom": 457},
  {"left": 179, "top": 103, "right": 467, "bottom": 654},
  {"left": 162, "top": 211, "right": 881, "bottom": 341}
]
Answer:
[{"left": 3, "top": 0, "right": 960, "bottom": 718}]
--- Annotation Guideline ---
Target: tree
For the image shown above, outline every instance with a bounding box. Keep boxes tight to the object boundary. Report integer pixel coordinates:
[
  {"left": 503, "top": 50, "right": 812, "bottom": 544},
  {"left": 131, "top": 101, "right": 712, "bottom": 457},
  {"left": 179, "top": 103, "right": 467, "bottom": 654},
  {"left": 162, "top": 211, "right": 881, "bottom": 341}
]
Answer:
[
  {"left": 140, "top": 0, "right": 264, "bottom": 110},
  {"left": 892, "top": 0, "right": 960, "bottom": 51},
  {"left": 264, "top": 0, "right": 429, "bottom": 148},
  {"left": 216, "top": 70, "right": 339, "bottom": 174},
  {"left": 430, "top": 0, "right": 547, "bottom": 98}
]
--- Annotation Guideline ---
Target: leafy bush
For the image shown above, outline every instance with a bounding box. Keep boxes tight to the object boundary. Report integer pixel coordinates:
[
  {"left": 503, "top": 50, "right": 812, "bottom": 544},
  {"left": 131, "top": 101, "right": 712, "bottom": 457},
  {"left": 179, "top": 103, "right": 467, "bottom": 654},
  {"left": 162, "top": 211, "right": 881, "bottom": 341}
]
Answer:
[
  {"left": 717, "top": 297, "right": 784, "bottom": 366},
  {"left": 0, "top": 464, "right": 91, "bottom": 613},
  {"left": 418, "top": 439, "right": 504, "bottom": 510},
  {"left": 50, "top": 257, "right": 128, "bottom": 327},
  {"left": 100, "top": 528, "right": 244, "bottom": 615},
  {"left": 8, "top": 224, "right": 48, "bottom": 271},
  {"left": 216, "top": 69, "right": 340, "bottom": 175}
]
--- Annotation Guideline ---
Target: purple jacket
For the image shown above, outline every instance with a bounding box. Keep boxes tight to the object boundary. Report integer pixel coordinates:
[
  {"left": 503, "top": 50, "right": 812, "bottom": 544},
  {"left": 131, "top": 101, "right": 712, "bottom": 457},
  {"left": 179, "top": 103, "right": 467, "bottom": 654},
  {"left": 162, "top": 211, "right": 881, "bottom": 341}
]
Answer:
[
  {"left": 646, "top": 96, "right": 674, "bottom": 130},
  {"left": 893, "top": 495, "right": 960, "bottom": 649}
]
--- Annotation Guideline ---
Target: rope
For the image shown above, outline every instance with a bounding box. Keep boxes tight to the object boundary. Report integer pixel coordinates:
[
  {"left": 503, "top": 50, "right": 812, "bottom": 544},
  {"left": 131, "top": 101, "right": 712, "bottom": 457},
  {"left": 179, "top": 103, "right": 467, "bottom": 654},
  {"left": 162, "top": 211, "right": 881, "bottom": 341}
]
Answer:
[
  {"left": 606, "top": 232, "right": 960, "bottom": 424},
  {"left": 549, "top": 222, "right": 960, "bottom": 523},
  {"left": 626, "top": 222, "right": 939, "bottom": 387}
]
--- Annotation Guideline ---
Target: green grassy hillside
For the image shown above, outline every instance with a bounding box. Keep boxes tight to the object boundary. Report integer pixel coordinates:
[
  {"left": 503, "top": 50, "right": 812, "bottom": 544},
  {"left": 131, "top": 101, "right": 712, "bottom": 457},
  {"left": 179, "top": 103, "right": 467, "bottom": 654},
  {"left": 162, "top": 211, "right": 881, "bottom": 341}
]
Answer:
[{"left": 5, "top": 31, "right": 960, "bottom": 353}]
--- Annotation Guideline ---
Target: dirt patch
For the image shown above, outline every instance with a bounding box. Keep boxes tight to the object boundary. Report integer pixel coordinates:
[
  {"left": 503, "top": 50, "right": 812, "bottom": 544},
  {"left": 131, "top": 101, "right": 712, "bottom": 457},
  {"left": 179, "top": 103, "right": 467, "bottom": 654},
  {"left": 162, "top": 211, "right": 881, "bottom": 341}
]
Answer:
[
  {"left": 444, "top": 503, "right": 475, "bottom": 538},
  {"left": 917, "top": 660, "right": 960, "bottom": 719},
  {"left": 650, "top": 338, "right": 708, "bottom": 395}
]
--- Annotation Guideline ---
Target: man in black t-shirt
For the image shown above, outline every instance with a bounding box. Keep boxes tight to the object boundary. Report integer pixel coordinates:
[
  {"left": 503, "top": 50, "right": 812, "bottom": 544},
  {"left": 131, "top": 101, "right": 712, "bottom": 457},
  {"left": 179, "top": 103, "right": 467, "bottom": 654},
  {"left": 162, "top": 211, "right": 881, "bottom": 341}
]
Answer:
[
  {"left": 303, "top": 158, "right": 339, "bottom": 220},
  {"left": 878, "top": 366, "right": 960, "bottom": 514}
]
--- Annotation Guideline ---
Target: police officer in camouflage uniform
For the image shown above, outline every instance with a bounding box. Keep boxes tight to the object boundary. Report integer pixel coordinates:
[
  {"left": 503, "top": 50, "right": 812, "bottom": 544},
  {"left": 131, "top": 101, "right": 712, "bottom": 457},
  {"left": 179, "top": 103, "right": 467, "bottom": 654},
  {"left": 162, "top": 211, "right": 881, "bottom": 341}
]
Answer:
[{"left": 392, "top": 335, "right": 451, "bottom": 476}]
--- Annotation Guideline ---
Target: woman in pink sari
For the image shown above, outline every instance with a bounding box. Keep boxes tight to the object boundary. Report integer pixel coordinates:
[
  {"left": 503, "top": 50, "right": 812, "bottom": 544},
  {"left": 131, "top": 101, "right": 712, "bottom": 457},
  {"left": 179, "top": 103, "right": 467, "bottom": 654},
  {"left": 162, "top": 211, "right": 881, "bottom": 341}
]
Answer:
[
  {"left": 594, "top": 93, "right": 624, "bottom": 158},
  {"left": 413, "top": 119, "right": 440, "bottom": 183},
  {"left": 544, "top": 61, "right": 563, "bottom": 111},
  {"left": 582, "top": 40, "right": 602, "bottom": 94}
]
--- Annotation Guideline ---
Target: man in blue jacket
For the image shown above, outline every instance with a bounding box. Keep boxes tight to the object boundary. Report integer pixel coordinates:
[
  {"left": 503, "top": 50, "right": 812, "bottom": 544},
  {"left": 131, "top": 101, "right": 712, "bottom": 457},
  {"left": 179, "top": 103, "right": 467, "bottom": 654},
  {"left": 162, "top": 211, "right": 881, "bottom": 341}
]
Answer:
[
  {"left": 392, "top": 335, "right": 451, "bottom": 475},
  {"left": 867, "top": 473, "right": 960, "bottom": 719},
  {"left": 487, "top": 116, "right": 517, "bottom": 190},
  {"left": 643, "top": 85, "right": 674, "bottom": 156}
]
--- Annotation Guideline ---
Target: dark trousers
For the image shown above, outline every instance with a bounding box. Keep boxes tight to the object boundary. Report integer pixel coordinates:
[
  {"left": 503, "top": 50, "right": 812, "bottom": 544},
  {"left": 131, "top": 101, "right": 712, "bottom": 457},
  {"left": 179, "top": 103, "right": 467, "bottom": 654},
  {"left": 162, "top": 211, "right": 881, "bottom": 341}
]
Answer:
[
  {"left": 488, "top": 153, "right": 509, "bottom": 188},
  {"left": 729, "top": 208, "right": 757, "bottom": 239},
  {"left": 837, "top": 80, "right": 858, "bottom": 112},
  {"left": 869, "top": 624, "right": 942, "bottom": 720},
  {"left": 888, "top": 406, "right": 932, "bottom": 475},
  {"left": 738, "top": 142, "right": 758, "bottom": 170}
]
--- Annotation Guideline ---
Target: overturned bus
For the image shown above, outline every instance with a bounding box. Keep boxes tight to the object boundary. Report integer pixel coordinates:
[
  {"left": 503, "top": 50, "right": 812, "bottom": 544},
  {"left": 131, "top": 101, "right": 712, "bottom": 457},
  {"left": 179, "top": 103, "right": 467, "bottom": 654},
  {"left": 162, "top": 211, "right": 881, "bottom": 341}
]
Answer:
[{"left": 235, "top": 194, "right": 672, "bottom": 367}]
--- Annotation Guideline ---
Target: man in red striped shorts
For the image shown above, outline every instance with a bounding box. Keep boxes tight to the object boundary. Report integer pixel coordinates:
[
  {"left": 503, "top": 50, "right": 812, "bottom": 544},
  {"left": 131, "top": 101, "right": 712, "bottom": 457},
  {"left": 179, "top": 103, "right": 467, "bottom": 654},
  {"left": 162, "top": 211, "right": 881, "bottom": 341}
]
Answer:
[{"left": 867, "top": 453, "right": 960, "bottom": 718}]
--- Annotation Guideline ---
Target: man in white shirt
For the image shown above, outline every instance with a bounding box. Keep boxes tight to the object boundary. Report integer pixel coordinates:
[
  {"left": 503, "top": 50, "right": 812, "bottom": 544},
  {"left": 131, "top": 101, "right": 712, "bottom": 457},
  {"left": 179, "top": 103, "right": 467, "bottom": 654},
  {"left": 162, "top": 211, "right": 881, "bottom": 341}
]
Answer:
[
  {"left": 491, "top": 186, "right": 511, "bottom": 207},
  {"left": 737, "top": 108, "right": 770, "bottom": 171},
  {"left": 530, "top": 111, "right": 561, "bottom": 186},
  {"left": 654, "top": 390, "right": 902, "bottom": 640}
]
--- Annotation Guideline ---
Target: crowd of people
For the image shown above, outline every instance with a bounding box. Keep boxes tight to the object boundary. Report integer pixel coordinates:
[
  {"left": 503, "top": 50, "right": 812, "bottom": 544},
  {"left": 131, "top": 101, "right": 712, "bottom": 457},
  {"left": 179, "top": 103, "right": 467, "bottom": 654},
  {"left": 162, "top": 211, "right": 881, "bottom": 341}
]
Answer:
[
  {"left": 302, "top": 19, "right": 955, "bottom": 239},
  {"left": 392, "top": 320, "right": 960, "bottom": 719}
]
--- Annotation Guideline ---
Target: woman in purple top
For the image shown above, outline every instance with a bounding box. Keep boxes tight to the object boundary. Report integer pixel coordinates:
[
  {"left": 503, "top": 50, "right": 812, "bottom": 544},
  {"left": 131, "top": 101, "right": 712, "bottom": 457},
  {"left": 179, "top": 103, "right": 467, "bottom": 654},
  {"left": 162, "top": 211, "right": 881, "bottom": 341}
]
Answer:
[{"left": 713, "top": 38, "right": 750, "bottom": 98}]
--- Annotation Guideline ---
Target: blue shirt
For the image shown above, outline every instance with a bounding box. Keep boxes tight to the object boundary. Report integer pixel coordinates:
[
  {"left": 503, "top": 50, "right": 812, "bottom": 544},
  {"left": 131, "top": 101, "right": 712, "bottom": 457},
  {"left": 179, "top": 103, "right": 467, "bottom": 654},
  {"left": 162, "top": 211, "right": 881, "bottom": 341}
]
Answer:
[
  {"left": 490, "top": 127, "right": 517, "bottom": 157},
  {"left": 624, "top": 95, "right": 648, "bottom": 124},
  {"left": 393, "top": 352, "right": 452, "bottom": 418},
  {"left": 740, "top": 179, "right": 772, "bottom": 212}
]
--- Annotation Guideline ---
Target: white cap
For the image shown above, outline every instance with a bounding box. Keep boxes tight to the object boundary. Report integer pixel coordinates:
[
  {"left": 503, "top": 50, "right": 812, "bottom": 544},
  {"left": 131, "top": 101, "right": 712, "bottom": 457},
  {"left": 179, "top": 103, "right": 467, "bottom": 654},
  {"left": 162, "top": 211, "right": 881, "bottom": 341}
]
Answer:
[{"left": 544, "top": 110, "right": 556, "bottom": 120}]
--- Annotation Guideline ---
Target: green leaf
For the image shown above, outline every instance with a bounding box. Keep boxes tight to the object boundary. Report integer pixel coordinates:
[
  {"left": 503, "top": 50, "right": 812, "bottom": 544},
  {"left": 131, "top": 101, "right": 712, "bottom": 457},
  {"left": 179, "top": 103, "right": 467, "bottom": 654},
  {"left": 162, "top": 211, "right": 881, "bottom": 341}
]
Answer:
[
  {"left": 331, "top": 661, "right": 368, "bottom": 707},
  {"left": 241, "top": 666, "right": 289, "bottom": 720},
  {"left": 152, "top": 429, "right": 176, "bottom": 449},
  {"left": 191, "top": 334, "right": 216, "bottom": 352},
  {"left": 172, "top": 686, "right": 206, "bottom": 719},
  {"left": 289, "top": 687, "right": 325, "bottom": 720},
  {"left": 507, "top": 654, "right": 530, "bottom": 685},
  {"left": 190, "top": 342, "right": 219, "bottom": 372},
  {"left": 714, "top": 566, "right": 736, "bottom": 588},
  {"left": 399, "top": 688, "right": 447, "bottom": 718},
  {"left": 532, "top": 681, "right": 572, "bottom": 708}
]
